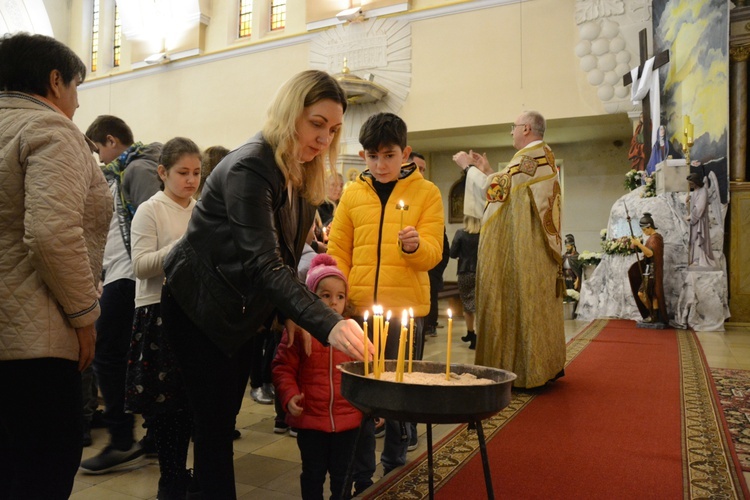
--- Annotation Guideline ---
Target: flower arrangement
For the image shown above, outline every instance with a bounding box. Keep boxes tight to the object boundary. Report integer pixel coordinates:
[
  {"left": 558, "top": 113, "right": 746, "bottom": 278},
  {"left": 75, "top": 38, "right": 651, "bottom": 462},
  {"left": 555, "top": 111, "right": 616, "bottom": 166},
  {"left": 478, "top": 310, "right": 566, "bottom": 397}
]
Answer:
[
  {"left": 601, "top": 236, "right": 636, "bottom": 255},
  {"left": 564, "top": 289, "right": 580, "bottom": 303},
  {"left": 642, "top": 174, "right": 655, "bottom": 198},
  {"left": 600, "top": 228, "right": 607, "bottom": 241},
  {"left": 579, "top": 250, "right": 602, "bottom": 266},
  {"left": 624, "top": 169, "right": 655, "bottom": 198}
]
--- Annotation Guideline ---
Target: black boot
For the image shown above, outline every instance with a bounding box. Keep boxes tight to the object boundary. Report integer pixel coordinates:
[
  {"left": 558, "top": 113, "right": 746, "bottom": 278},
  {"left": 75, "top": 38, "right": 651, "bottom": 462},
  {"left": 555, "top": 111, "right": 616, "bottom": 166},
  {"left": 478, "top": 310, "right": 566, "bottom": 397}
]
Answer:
[
  {"left": 469, "top": 334, "right": 476, "bottom": 350},
  {"left": 157, "top": 469, "right": 192, "bottom": 500},
  {"left": 461, "top": 330, "right": 475, "bottom": 343}
]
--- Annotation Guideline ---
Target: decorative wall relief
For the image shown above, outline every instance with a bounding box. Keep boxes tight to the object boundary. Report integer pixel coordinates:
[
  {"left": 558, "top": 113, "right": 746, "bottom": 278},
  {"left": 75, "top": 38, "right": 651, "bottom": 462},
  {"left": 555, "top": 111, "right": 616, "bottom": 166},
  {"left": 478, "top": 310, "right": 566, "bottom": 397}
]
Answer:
[
  {"left": 310, "top": 18, "right": 412, "bottom": 157},
  {"left": 574, "top": 0, "right": 652, "bottom": 114}
]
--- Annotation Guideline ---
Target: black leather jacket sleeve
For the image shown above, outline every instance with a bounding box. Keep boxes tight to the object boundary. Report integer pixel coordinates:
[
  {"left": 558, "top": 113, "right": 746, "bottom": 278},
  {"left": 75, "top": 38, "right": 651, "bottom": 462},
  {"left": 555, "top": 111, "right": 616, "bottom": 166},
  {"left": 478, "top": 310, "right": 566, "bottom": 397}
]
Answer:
[{"left": 164, "top": 133, "right": 342, "bottom": 356}]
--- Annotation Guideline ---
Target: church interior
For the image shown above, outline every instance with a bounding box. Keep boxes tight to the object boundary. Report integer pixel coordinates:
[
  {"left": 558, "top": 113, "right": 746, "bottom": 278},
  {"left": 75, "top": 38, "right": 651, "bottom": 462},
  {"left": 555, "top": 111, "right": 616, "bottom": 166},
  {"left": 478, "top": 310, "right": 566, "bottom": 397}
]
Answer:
[{"left": 3, "top": 0, "right": 750, "bottom": 497}]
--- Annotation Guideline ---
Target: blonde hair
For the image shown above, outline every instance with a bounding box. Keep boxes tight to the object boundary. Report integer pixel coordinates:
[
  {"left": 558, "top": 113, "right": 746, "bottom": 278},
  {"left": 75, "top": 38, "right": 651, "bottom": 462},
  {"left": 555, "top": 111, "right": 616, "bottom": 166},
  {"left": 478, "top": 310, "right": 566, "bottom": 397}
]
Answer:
[
  {"left": 262, "top": 70, "right": 348, "bottom": 205},
  {"left": 464, "top": 215, "right": 482, "bottom": 234}
]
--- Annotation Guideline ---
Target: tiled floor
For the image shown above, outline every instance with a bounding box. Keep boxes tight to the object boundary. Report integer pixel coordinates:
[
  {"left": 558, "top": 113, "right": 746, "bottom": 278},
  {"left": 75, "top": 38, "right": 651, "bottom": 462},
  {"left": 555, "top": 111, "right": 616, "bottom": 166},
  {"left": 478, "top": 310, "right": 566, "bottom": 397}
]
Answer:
[{"left": 71, "top": 301, "right": 750, "bottom": 499}]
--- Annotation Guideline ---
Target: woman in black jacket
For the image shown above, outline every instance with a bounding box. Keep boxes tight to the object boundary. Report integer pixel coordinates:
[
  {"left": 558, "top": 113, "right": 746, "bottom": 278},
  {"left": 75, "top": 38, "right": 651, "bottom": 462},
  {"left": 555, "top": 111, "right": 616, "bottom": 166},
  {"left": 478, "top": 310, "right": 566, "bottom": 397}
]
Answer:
[{"left": 161, "top": 70, "right": 367, "bottom": 498}]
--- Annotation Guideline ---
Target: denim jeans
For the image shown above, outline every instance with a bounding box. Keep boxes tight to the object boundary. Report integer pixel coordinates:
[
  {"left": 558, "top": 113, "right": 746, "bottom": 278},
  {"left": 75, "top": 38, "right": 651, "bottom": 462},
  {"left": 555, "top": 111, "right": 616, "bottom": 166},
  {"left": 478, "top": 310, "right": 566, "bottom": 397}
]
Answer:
[
  {"left": 379, "top": 317, "right": 424, "bottom": 474},
  {"left": 94, "top": 278, "right": 136, "bottom": 448}
]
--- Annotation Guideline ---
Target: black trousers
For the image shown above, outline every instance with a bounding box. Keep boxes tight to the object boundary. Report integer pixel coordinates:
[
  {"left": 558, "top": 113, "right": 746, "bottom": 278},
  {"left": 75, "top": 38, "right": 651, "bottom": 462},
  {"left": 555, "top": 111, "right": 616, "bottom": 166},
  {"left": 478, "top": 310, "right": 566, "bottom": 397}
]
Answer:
[
  {"left": 0, "top": 357, "right": 82, "bottom": 500},
  {"left": 162, "top": 285, "right": 244, "bottom": 499},
  {"left": 296, "top": 428, "right": 359, "bottom": 500},
  {"left": 94, "top": 278, "right": 136, "bottom": 448}
]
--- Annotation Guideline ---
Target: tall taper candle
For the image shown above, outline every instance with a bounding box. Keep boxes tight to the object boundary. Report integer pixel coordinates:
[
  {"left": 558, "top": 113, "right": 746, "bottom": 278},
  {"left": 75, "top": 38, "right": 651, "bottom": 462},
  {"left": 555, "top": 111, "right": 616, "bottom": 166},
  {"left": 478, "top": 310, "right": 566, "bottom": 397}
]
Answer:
[
  {"left": 373, "top": 306, "right": 380, "bottom": 378},
  {"left": 382, "top": 310, "right": 391, "bottom": 374},
  {"left": 408, "top": 307, "right": 415, "bottom": 373},
  {"left": 446, "top": 309, "right": 453, "bottom": 380},
  {"left": 396, "top": 311, "right": 408, "bottom": 381},
  {"left": 363, "top": 310, "right": 369, "bottom": 377}
]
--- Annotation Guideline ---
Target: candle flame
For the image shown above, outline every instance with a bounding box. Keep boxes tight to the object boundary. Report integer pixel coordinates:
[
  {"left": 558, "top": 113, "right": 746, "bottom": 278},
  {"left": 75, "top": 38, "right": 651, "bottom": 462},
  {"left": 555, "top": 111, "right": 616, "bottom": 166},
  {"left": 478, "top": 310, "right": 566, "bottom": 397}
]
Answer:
[
  {"left": 409, "top": 307, "right": 414, "bottom": 318},
  {"left": 386, "top": 310, "right": 392, "bottom": 320},
  {"left": 399, "top": 200, "right": 404, "bottom": 208},
  {"left": 447, "top": 308, "right": 452, "bottom": 319},
  {"left": 363, "top": 310, "right": 369, "bottom": 321},
  {"left": 402, "top": 310, "right": 408, "bottom": 325}
]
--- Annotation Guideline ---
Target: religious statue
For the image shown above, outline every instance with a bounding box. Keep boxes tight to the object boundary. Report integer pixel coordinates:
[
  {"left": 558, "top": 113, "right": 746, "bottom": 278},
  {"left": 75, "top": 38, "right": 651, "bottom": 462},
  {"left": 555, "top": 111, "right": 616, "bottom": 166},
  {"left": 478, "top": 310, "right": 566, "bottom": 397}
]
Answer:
[
  {"left": 686, "top": 173, "right": 717, "bottom": 269},
  {"left": 627, "top": 113, "right": 646, "bottom": 171},
  {"left": 562, "top": 234, "right": 582, "bottom": 291},
  {"left": 628, "top": 212, "right": 668, "bottom": 325},
  {"left": 645, "top": 125, "right": 677, "bottom": 176}
]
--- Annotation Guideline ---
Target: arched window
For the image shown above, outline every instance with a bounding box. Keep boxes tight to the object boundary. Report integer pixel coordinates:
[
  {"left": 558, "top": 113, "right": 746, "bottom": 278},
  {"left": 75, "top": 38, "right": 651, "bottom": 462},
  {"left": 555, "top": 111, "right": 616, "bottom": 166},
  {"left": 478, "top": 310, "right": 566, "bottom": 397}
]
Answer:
[
  {"left": 239, "top": 0, "right": 252, "bottom": 38},
  {"left": 270, "top": 0, "right": 286, "bottom": 31}
]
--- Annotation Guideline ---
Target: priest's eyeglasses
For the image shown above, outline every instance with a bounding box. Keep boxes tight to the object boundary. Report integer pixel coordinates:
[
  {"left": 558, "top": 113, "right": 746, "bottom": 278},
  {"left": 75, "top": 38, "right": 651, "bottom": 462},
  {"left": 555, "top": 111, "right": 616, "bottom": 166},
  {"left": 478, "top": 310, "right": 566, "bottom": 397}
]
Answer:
[{"left": 511, "top": 123, "right": 527, "bottom": 133}]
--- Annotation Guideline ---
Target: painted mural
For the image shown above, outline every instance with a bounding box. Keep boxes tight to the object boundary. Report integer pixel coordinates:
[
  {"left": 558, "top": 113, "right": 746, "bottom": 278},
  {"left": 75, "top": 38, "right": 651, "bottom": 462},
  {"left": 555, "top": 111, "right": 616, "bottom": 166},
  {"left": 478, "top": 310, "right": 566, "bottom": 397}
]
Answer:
[{"left": 652, "top": 0, "right": 730, "bottom": 202}]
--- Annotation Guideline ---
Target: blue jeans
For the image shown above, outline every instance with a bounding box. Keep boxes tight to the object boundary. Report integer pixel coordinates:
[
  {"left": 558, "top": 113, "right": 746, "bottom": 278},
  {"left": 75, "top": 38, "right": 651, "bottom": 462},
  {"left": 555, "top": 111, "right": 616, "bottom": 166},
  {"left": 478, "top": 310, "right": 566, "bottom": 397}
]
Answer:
[
  {"left": 94, "top": 278, "right": 136, "bottom": 449},
  {"left": 379, "top": 317, "right": 424, "bottom": 473}
]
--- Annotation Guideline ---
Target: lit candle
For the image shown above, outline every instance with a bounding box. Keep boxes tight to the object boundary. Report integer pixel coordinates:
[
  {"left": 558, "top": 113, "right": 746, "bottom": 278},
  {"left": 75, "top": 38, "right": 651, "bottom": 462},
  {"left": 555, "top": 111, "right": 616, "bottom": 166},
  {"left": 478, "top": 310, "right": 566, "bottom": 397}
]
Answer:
[
  {"left": 398, "top": 200, "right": 405, "bottom": 229},
  {"left": 687, "top": 123, "right": 694, "bottom": 144},
  {"left": 373, "top": 306, "right": 380, "bottom": 379},
  {"left": 683, "top": 114, "right": 690, "bottom": 132},
  {"left": 408, "top": 307, "right": 414, "bottom": 373},
  {"left": 446, "top": 308, "right": 453, "bottom": 380},
  {"left": 382, "top": 310, "right": 391, "bottom": 374},
  {"left": 396, "top": 310, "right": 408, "bottom": 382},
  {"left": 363, "top": 310, "right": 369, "bottom": 377}
]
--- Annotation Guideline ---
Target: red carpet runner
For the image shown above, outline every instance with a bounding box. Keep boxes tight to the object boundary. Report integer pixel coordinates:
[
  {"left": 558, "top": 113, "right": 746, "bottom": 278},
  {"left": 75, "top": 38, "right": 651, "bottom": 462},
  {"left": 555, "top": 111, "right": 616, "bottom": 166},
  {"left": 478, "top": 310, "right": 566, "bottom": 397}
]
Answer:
[{"left": 367, "top": 319, "right": 749, "bottom": 499}]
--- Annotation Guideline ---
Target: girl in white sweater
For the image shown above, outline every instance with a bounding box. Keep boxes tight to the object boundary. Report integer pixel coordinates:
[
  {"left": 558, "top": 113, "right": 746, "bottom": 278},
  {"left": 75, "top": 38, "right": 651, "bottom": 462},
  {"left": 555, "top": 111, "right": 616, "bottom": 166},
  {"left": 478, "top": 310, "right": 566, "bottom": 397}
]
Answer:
[{"left": 126, "top": 137, "right": 201, "bottom": 499}]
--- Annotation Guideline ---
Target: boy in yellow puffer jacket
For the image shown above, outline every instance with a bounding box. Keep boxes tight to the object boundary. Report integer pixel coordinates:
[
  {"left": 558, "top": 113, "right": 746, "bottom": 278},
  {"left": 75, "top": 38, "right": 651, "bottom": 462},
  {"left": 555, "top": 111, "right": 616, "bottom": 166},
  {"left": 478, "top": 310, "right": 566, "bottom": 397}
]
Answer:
[{"left": 327, "top": 112, "right": 444, "bottom": 480}]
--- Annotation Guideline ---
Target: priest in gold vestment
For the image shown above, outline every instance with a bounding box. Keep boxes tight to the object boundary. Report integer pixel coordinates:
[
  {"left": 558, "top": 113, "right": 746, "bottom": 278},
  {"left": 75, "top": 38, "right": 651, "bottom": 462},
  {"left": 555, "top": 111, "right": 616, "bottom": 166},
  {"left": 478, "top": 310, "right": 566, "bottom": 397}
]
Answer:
[{"left": 453, "top": 111, "right": 565, "bottom": 388}]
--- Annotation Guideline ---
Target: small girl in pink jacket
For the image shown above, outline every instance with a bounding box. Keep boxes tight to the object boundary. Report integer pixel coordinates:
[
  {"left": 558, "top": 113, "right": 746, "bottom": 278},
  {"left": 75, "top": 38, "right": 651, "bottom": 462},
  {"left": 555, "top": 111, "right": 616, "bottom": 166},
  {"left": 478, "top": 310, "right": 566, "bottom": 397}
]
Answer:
[{"left": 272, "top": 254, "right": 362, "bottom": 499}]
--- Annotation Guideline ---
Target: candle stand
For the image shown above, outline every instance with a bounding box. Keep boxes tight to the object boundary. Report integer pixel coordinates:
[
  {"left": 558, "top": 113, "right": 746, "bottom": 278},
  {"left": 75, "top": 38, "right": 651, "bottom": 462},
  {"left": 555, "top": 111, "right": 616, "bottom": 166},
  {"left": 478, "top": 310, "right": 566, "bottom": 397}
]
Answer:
[{"left": 339, "top": 361, "right": 516, "bottom": 499}]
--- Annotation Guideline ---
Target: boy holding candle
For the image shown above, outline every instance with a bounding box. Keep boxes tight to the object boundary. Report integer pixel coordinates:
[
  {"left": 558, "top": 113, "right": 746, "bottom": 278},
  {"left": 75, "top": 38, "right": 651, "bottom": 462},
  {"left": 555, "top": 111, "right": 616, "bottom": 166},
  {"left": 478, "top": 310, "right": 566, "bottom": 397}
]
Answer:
[
  {"left": 327, "top": 112, "right": 445, "bottom": 475},
  {"left": 272, "top": 254, "right": 363, "bottom": 499}
]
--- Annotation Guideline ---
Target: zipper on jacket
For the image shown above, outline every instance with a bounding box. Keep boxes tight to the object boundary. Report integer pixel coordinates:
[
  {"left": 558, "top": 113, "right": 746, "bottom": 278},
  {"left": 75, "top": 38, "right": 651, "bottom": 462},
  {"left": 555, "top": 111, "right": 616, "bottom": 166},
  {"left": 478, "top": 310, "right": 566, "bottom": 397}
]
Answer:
[
  {"left": 215, "top": 266, "right": 247, "bottom": 314},
  {"left": 371, "top": 186, "right": 387, "bottom": 305},
  {"left": 328, "top": 347, "right": 335, "bottom": 432}
]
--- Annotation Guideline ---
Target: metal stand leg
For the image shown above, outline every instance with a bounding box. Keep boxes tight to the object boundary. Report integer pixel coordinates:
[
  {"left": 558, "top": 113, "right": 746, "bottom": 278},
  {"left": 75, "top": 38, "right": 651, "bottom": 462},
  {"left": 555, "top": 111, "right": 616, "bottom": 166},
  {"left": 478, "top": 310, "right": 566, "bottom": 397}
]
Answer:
[
  {"left": 343, "top": 414, "right": 371, "bottom": 499},
  {"left": 426, "top": 423, "right": 434, "bottom": 499},
  {"left": 475, "top": 421, "right": 495, "bottom": 500}
]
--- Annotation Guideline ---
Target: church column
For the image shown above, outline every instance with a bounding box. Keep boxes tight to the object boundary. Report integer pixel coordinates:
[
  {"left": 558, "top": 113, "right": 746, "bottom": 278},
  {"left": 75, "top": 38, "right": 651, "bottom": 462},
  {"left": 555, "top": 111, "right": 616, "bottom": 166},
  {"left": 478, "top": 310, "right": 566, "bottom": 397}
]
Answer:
[
  {"left": 729, "top": 44, "right": 749, "bottom": 182},
  {"left": 728, "top": 7, "right": 750, "bottom": 322}
]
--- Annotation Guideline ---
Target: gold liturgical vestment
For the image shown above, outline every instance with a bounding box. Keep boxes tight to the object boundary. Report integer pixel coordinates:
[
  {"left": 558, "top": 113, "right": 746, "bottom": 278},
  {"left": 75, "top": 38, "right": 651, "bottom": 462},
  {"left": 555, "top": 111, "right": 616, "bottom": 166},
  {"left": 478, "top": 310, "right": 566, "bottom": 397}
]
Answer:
[{"left": 466, "top": 141, "right": 566, "bottom": 388}]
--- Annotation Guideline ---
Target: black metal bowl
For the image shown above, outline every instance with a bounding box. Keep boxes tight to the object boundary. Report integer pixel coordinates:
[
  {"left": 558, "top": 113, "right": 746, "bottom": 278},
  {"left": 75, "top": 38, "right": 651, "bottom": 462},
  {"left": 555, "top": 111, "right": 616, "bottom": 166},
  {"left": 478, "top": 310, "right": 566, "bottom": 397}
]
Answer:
[{"left": 338, "top": 361, "right": 517, "bottom": 424}]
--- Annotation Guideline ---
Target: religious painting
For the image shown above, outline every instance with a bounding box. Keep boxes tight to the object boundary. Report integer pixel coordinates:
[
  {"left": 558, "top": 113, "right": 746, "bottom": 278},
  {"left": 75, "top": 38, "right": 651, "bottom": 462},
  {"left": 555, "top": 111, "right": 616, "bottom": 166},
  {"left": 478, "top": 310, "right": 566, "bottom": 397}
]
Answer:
[
  {"left": 448, "top": 176, "right": 466, "bottom": 224},
  {"left": 652, "top": 0, "right": 729, "bottom": 203}
]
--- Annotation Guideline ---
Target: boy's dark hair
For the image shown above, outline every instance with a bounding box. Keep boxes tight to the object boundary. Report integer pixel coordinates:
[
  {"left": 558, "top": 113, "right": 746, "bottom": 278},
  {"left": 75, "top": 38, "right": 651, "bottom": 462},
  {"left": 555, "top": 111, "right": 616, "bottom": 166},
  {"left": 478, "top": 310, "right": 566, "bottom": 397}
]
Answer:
[
  {"left": 85, "top": 115, "right": 135, "bottom": 146},
  {"left": 409, "top": 152, "right": 425, "bottom": 162},
  {"left": 359, "top": 112, "right": 408, "bottom": 152},
  {"left": 0, "top": 32, "right": 86, "bottom": 96}
]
